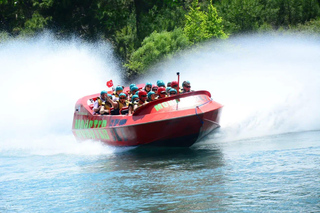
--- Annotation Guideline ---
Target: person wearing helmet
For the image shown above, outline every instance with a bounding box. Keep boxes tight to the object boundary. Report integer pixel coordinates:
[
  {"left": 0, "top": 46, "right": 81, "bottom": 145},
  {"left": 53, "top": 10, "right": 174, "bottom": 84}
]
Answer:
[
  {"left": 157, "top": 80, "right": 166, "bottom": 88},
  {"left": 157, "top": 87, "right": 167, "bottom": 99},
  {"left": 128, "top": 94, "right": 139, "bottom": 115},
  {"left": 106, "top": 92, "right": 128, "bottom": 115},
  {"left": 112, "top": 85, "right": 124, "bottom": 102},
  {"left": 144, "top": 82, "right": 152, "bottom": 93},
  {"left": 133, "top": 90, "right": 148, "bottom": 112},
  {"left": 147, "top": 91, "right": 156, "bottom": 102},
  {"left": 152, "top": 85, "right": 158, "bottom": 93},
  {"left": 130, "top": 85, "right": 139, "bottom": 99},
  {"left": 100, "top": 94, "right": 113, "bottom": 115},
  {"left": 169, "top": 88, "right": 177, "bottom": 96},
  {"left": 181, "top": 80, "right": 193, "bottom": 93},
  {"left": 167, "top": 81, "right": 172, "bottom": 87},
  {"left": 171, "top": 81, "right": 180, "bottom": 93},
  {"left": 93, "top": 90, "right": 110, "bottom": 115},
  {"left": 166, "top": 87, "right": 172, "bottom": 95}
]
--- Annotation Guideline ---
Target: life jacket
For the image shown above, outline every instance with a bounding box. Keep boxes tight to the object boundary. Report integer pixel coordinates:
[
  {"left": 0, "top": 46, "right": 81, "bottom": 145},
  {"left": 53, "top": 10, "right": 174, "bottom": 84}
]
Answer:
[
  {"left": 112, "top": 100, "right": 128, "bottom": 115},
  {"left": 97, "top": 97, "right": 112, "bottom": 109},
  {"left": 112, "top": 92, "right": 120, "bottom": 101}
]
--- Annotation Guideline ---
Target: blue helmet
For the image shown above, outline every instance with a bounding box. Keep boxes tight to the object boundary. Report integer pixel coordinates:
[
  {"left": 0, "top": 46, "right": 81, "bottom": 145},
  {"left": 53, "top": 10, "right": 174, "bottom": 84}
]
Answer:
[
  {"left": 131, "top": 85, "right": 139, "bottom": 92},
  {"left": 119, "top": 93, "right": 127, "bottom": 98},
  {"left": 147, "top": 91, "right": 155, "bottom": 99},
  {"left": 131, "top": 94, "right": 139, "bottom": 103},
  {"left": 116, "top": 86, "right": 123, "bottom": 92},
  {"left": 169, "top": 88, "right": 177, "bottom": 94},
  {"left": 157, "top": 80, "right": 165, "bottom": 87},
  {"left": 129, "top": 84, "right": 136, "bottom": 90},
  {"left": 166, "top": 87, "right": 172, "bottom": 93},
  {"left": 107, "top": 94, "right": 112, "bottom": 98},
  {"left": 100, "top": 90, "right": 108, "bottom": 96},
  {"left": 145, "top": 82, "right": 152, "bottom": 87}
]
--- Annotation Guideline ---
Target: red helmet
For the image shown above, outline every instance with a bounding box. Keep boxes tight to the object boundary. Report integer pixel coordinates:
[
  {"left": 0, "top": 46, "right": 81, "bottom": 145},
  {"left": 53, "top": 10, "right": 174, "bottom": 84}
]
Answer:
[
  {"left": 157, "top": 86, "right": 166, "bottom": 95},
  {"left": 171, "top": 81, "right": 179, "bottom": 87},
  {"left": 138, "top": 90, "right": 147, "bottom": 99}
]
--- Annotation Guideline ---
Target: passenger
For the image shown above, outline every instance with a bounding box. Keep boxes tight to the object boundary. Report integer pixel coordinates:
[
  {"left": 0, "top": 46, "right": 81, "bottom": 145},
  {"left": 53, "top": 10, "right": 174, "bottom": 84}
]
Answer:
[
  {"left": 128, "top": 84, "right": 136, "bottom": 96},
  {"left": 144, "top": 82, "right": 152, "bottom": 93},
  {"left": 181, "top": 80, "right": 193, "bottom": 93},
  {"left": 167, "top": 81, "right": 172, "bottom": 87},
  {"left": 157, "top": 87, "right": 167, "bottom": 99},
  {"left": 171, "top": 81, "right": 180, "bottom": 93},
  {"left": 93, "top": 90, "right": 108, "bottom": 115},
  {"left": 99, "top": 94, "right": 113, "bottom": 115},
  {"left": 129, "top": 84, "right": 136, "bottom": 91},
  {"left": 113, "top": 85, "right": 124, "bottom": 101},
  {"left": 130, "top": 85, "right": 139, "bottom": 98},
  {"left": 166, "top": 87, "right": 172, "bottom": 96},
  {"left": 128, "top": 94, "right": 139, "bottom": 115},
  {"left": 147, "top": 91, "right": 156, "bottom": 102},
  {"left": 134, "top": 90, "right": 148, "bottom": 111},
  {"left": 107, "top": 92, "right": 128, "bottom": 115},
  {"left": 152, "top": 85, "right": 158, "bottom": 93},
  {"left": 169, "top": 88, "right": 177, "bottom": 96},
  {"left": 157, "top": 80, "right": 166, "bottom": 88}
]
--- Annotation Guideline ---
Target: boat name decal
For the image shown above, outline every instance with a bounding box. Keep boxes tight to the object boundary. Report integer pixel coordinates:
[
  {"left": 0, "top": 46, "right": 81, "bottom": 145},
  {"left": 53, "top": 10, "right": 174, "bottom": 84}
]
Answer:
[
  {"left": 154, "top": 100, "right": 177, "bottom": 111},
  {"left": 74, "top": 118, "right": 128, "bottom": 129}
]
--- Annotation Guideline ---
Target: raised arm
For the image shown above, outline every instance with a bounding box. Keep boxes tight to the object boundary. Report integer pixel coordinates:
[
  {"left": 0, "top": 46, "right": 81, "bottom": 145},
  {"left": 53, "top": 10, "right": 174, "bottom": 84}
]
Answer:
[{"left": 106, "top": 94, "right": 118, "bottom": 108}]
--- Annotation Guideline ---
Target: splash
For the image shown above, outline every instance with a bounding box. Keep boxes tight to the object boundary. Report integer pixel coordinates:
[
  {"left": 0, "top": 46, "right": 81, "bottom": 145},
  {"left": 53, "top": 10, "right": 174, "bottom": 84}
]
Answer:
[
  {"left": 1, "top": 33, "right": 320, "bottom": 153},
  {"left": 0, "top": 34, "right": 123, "bottom": 155},
  {"left": 143, "top": 35, "right": 320, "bottom": 141}
]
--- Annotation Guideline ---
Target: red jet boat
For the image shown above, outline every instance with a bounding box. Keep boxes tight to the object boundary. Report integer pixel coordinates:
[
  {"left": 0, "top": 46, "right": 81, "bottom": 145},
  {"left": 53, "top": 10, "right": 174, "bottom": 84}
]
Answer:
[{"left": 72, "top": 90, "right": 223, "bottom": 147}]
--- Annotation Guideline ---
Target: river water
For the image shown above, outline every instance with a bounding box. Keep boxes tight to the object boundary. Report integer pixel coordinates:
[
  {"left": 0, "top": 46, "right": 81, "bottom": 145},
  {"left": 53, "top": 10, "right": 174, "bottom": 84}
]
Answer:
[{"left": 1, "top": 34, "right": 320, "bottom": 212}]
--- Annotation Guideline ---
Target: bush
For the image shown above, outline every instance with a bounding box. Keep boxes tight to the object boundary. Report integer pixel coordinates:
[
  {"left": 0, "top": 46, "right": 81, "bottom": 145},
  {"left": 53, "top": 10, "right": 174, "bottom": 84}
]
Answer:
[{"left": 125, "top": 28, "right": 190, "bottom": 76}]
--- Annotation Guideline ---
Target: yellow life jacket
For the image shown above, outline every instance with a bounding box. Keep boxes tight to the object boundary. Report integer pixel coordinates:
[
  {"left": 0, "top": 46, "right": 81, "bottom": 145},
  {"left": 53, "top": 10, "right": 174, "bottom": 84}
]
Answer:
[
  {"left": 117, "top": 100, "right": 128, "bottom": 110},
  {"left": 97, "top": 97, "right": 111, "bottom": 110}
]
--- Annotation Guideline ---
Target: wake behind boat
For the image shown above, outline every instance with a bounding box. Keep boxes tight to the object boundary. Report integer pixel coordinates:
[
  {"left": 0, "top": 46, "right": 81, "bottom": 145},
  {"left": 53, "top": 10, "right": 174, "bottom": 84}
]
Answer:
[{"left": 72, "top": 87, "right": 223, "bottom": 147}]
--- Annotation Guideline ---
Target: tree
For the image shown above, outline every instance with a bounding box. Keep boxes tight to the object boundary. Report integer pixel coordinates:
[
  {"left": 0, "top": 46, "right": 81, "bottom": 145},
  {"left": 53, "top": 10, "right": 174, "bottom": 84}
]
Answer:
[
  {"left": 184, "top": 0, "right": 227, "bottom": 43},
  {"left": 125, "top": 28, "right": 190, "bottom": 77}
]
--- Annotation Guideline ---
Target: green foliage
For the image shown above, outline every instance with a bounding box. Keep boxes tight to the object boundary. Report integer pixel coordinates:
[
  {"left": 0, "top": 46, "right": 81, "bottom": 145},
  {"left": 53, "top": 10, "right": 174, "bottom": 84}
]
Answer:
[
  {"left": 291, "top": 18, "right": 320, "bottom": 34},
  {"left": 125, "top": 28, "right": 190, "bottom": 76},
  {"left": 1, "top": 0, "right": 320, "bottom": 77},
  {"left": 21, "top": 12, "right": 52, "bottom": 35},
  {"left": 184, "top": 0, "right": 228, "bottom": 44},
  {"left": 0, "top": 31, "right": 10, "bottom": 42},
  {"left": 215, "top": 0, "right": 320, "bottom": 34}
]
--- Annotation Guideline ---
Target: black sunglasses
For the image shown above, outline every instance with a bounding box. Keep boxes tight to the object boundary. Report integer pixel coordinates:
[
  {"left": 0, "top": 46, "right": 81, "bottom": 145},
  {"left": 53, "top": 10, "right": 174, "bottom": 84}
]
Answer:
[
  {"left": 141, "top": 95, "right": 147, "bottom": 97},
  {"left": 120, "top": 97, "right": 126, "bottom": 99},
  {"left": 170, "top": 92, "right": 176, "bottom": 95},
  {"left": 184, "top": 85, "right": 191, "bottom": 88}
]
